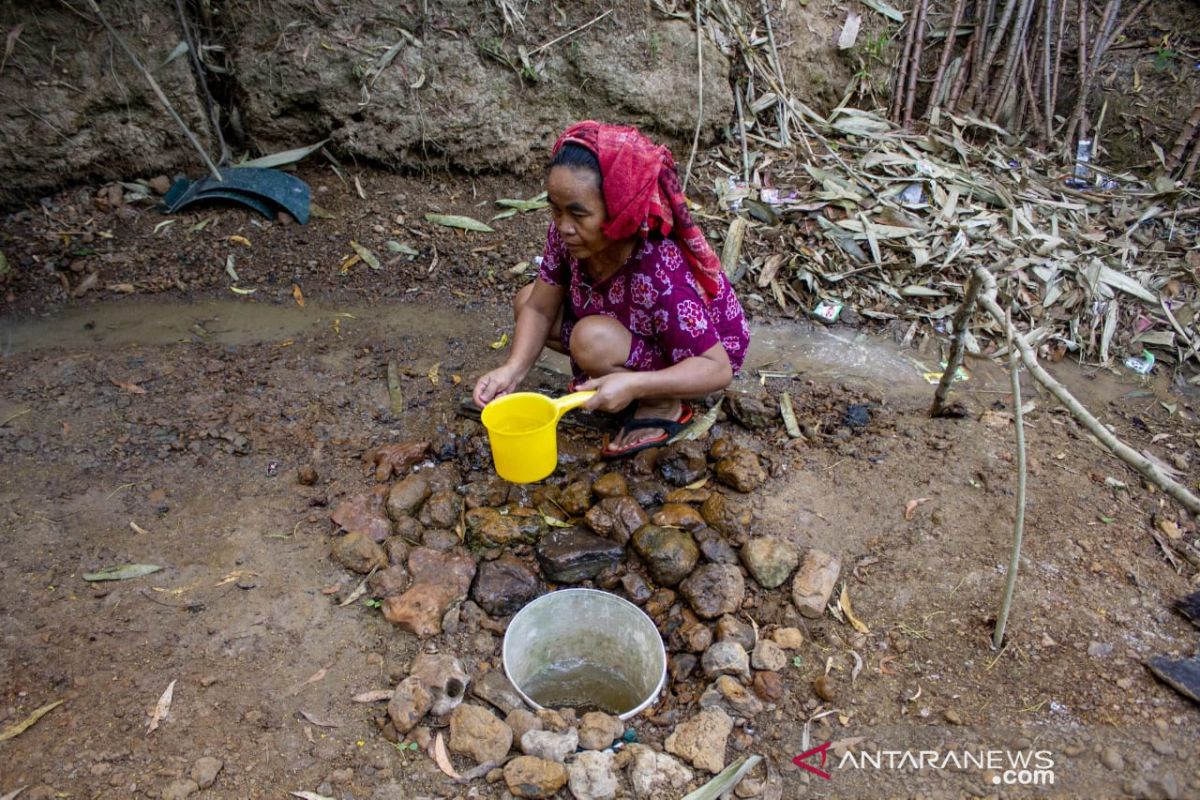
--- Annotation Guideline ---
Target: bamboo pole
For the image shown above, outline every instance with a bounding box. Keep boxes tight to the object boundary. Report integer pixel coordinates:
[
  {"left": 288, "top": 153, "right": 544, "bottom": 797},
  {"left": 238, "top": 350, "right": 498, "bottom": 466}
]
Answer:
[
  {"left": 964, "top": 0, "right": 1020, "bottom": 111},
  {"left": 924, "top": 0, "right": 968, "bottom": 122},
  {"left": 985, "top": 0, "right": 1037, "bottom": 120},
  {"left": 902, "top": 0, "right": 931, "bottom": 128},
  {"left": 993, "top": 311, "right": 1027, "bottom": 649},
  {"left": 972, "top": 266, "right": 1200, "bottom": 516},
  {"left": 1167, "top": 98, "right": 1200, "bottom": 172},
  {"left": 892, "top": 3, "right": 920, "bottom": 123},
  {"left": 930, "top": 275, "right": 982, "bottom": 417}
]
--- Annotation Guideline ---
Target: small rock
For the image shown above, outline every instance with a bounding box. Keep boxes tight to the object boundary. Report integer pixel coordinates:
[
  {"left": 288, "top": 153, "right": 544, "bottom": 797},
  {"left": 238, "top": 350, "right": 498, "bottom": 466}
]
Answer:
[
  {"left": 842, "top": 404, "right": 871, "bottom": 429},
  {"left": 1087, "top": 641, "right": 1113, "bottom": 658},
  {"left": 727, "top": 394, "right": 777, "bottom": 431},
  {"left": 419, "top": 490, "right": 464, "bottom": 529},
  {"left": 628, "top": 479, "right": 668, "bottom": 507},
  {"left": 643, "top": 588, "right": 676, "bottom": 621},
  {"left": 504, "top": 755, "right": 569, "bottom": 799},
  {"left": 715, "top": 615, "right": 757, "bottom": 652},
  {"left": 298, "top": 465, "right": 319, "bottom": 485},
  {"left": 680, "top": 563, "right": 746, "bottom": 619},
  {"left": 388, "top": 676, "right": 433, "bottom": 733},
  {"left": 770, "top": 627, "right": 804, "bottom": 650},
  {"left": 331, "top": 531, "right": 388, "bottom": 574},
  {"left": 700, "top": 493, "right": 753, "bottom": 543},
  {"left": 568, "top": 750, "right": 619, "bottom": 800},
  {"left": 675, "top": 619, "right": 713, "bottom": 653},
  {"left": 385, "top": 536, "right": 410, "bottom": 566},
  {"left": 463, "top": 478, "right": 510, "bottom": 509},
  {"left": 658, "top": 440, "right": 709, "bottom": 486},
  {"left": 740, "top": 537, "right": 801, "bottom": 589},
  {"left": 536, "top": 527, "right": 623, "bottom": 583},
  {"left": 632, "top": 525, "right": 700, "bottom": 586},
  {"left": 190, "top": 757, "right": 223, "bottom": 789},
  {"left": 943, "top": 709, "right": 963, "bottom": 725},
  {"left": 628, "top": 748, "right": 694, "bottom": 800},
  {"left": 1150, "top": 737, "right": 1175, "bottom": 756},
  {"left": 714, "top": 450, "right": 766, "bottom": 493},
  {"left": 409, "top": 653, "right": 470, "bottom": 716},
  {"left": 368, "top": 564, "right": 411, "bottom": 598},
  {"left": 752, "top": 671, "right": 784, "bottom": 701},
  {"left": 792, "top": 549, "right": 841, "bottom": 618},
  {"left": 622, "top": 572, "right": 653, "bottom": 604},
  {"left": 449, "top": 704, "right": 513, "bottom": 765},
  {"left": 506, "top": 708, "right": 543, "bottom": 743},
  {"left": 652, "top": 503, "right": 707, "bottom": 531},
  {"left": 387, "top": 473, "right": 431, "bottom": 519},
  {"left": 407, "top": 547, "right": 477, "bottom": 593},
  {"left": 702, "top": 641, "right": 751, "bottom": 680},
  {"left": 593, "top": 473, "right": 629, "bottom": 498},
  {"left": 695, "top": 529, "right": 740, "bottom": 564},
  {"left": 381, "top": 584, "right": 458, "bottom": 637},
  {"left": 584, "top": 496, "right": 648, "bottom": 545},
  {"left": 1100, "top": 746, "right": 1125, "bottom": 771},
  {"left": 751, "top": 640, "right": 787, "bottom": 672},
  {"left": 331, "top": 487, "right": 394, "bottom": 543},
  {"left": 148, "top": 175, "right": 172, "bottom": 195},
  {"left": 536, "top": 708, "right": 570, "bottom": 732},
  {"left": 670, "top": 653, "right": 698, "bottom": 681},
  {"left": 161, "top": 779, "right": 199, "bottom": 800},
  {"left": 665, "top": 487, "right": 710, "bottom": 504},
  {"left": 664, "top": 707, "right": 733, "bottom": 773},
  {"left": 715, "top": 675, "right": 765, "bottom": 716},
  {"left": 521, "top": 727, "right": 578, "bottom": 762},
  {"left": 467, "top": 506, "right": 546, "bottom": 548},
  {"left": 560, "top": 479, "right": 595, "bottom": 515},
  {"left": 578, "top": 711, "right": 625, "bottom": 750},
  {"left": 813, "top": 675, "right": 836, "bottom": 702},
  {"left": 472, "top": 554, "right": 540, "bottom": 617},
  {"left": 473, "top": 670, "right": 527, "bottom": 716}
]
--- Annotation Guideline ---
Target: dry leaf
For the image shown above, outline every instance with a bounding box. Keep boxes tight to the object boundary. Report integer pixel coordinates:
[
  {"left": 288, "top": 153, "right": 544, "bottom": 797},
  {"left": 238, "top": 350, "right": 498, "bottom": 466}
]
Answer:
[
  {"left": 904, "top": 497, "right": 930, "bottom": 520},
  {"left": 291, "top": 668, "right": 328, "bottom": 696},
  {"left": 110, "top": 377, "right": 147, "bottom": 395},
  {"left": 428, "top": 363, "right": 440, "bottom": 385},
  {"left": 431, "top": 732, "right": 462, "bottom": 780},
  {"left": 0, "top": 699, "right": 63, "bottom": 742},
  {"left": 292, "top": 283, "right": 305, "bottom": 307},
  {"left": 839, "top": 584, "right": 871, "bottom": 634},
  {"left": 351, "top": 241, "right": 381, "bottom": 270},
  {"left": 299, "top": 710, "right": 341, "bottom": 728},
  {"left": 147, "top": 679, "right": 176, "bottom": 733},
  {"left": 228, "top": 235, "right": 252, "bottom": 247},
  {"left": 1156, "top": 517, "right": 1183, "bottom": 542},
  {"left": 352, "top": 689, "right": 394, "bottom": 703},
  {"left": 292, "top": 792, "right": 336, "bottom": 800},
  {"left": 129, "top": 521, "right": 149, "bottom": 535}
]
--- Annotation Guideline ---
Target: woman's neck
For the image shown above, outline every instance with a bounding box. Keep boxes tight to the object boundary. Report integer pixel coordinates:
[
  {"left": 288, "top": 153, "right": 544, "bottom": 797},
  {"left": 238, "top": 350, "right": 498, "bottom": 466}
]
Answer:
[{"left": 584, "top": 237, "right": 637, "bottom": 282}]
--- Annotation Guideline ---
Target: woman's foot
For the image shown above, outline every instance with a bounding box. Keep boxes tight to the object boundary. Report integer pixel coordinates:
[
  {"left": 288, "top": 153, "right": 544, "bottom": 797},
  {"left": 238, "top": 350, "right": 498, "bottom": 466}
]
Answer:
[{"left": 601, "top": 399, "right": 693, "bottom": 458}]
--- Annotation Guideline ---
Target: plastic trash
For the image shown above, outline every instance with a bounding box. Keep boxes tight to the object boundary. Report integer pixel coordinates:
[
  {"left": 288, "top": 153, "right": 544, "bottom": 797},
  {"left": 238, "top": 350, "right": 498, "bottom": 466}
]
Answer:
[
  {"left": 812, "top": 300, "right": 843, "bottom": 323},
  {"left": 1124, "top": 349, "right": 1155, "bottom": 375}
]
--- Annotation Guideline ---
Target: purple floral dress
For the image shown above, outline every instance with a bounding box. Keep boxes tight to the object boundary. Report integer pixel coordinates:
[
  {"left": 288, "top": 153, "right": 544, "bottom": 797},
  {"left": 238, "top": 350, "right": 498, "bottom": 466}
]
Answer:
[{"left": 537, "top": 223, "right": 750, "bottom": 380}]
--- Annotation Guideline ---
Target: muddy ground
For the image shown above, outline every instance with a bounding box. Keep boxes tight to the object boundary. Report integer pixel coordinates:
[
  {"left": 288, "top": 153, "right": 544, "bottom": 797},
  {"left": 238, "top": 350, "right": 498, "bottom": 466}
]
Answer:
[{"left": 1, "top": 169, "right": 1199, "bottom": 800}]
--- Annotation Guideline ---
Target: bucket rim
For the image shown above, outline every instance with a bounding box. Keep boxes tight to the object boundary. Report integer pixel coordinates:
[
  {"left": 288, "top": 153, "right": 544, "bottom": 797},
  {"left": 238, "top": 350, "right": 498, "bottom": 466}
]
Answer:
[
  {"left": 501, "top": 587, "right": 668, "bottom": 721},
  {"left": 480, "top": 391, "right": 559, "bottom": 436}
]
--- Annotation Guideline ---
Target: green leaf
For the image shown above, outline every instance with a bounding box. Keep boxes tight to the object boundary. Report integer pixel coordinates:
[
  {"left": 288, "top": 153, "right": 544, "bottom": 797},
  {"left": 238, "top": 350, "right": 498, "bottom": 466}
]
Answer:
[
  {"left": 859, "top": 0, "right": 905, "bottom": 22},
  {"left": 425, "top": 213, "right": 495, "bottom": 233},
  {"left": 239, "top": 139, "right": 330, "bottom": 169},
  {"left": 1099, "top": 515, "right": 1116, "bottom": 524},
  {"left": 160, "top": 41, "right": 189, "bottom": 69},
  {"left": 0, "top": 699, "right": 64, "bottom": 742},
  {"left": 350, "top": 241, "right": 381, "bottom": 270},
  {"left": 681, "top": 756, "right": 763, "bottom": 800},
  {"left": 792, "top": 655, "right": 803, "bottom": 668},
  {"left": 495, "top": 192, "right": 549, "bottom": 212},
  {"left": 490, "top": 209, "right": 520, "bottom": 222},
  {"left": 385, "top": 240, "right": 420, "bottom": 256},
  {"left": 82, "top": 564, "right": 162, "bottom": 582}
]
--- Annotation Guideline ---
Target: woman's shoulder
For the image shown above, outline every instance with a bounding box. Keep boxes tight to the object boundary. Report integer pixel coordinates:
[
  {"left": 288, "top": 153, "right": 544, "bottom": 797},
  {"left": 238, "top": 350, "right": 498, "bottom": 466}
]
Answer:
[{"left": 635, "top": 234, "right": 687, "bottom": 276}]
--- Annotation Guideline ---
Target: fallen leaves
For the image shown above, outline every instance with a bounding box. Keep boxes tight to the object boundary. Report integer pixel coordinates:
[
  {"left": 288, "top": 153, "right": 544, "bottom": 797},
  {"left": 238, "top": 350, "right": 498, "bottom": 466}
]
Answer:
[
  {"left": 146, "top": 679, "right": 176, "bottom": 733},
  {"left": 431, "top": 732, "right": 461, "bottom": 780},
  {"left": 838, "top": 584, "right": 871, "bottom": 634},
  {"left": 425, "top": 213, "right": 495, "bottom": 233},
  {"left": 299, "top": 710, "right": 341, "bottom": 728},
  {"left": 904, "top": 497, "right": 931, "bottom": 520},
  {"left": 292, "top": 283, "right": 305, "bottom": 307},
  {"left": 351, "top": 689, "right": 394, "bottom": 703},
  {"left": 83, "top": 563, "right": 161, "bottom": 581},
  {"left": 110, "top": 377, "right": 147, "bottom": 394},
  {"left": 0, "top": 699, "right": 63, "bottom": 742},
  {"left": 350, "top": 240, "right": 381, "bottom": 270}
]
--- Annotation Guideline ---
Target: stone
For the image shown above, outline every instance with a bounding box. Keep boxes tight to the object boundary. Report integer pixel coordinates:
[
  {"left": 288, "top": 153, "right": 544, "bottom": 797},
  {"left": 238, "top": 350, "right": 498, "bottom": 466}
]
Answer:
[
  {"left": 408, "top": 547, "right": 477, "bottom": 595},
  {"left": 297, "top": 465, "right": 319, "bottom": 485},
  {"left": 521, "top": 727, "right": 578, "bottom": 762},
  {"left": 473, "top": 669, "right": 527, "bottom": 716},
  {"left": 813, "top": 675, "right": 836, "bottom": 702},
  {"left": 716, "top": 615, "right": 757, "bottom": 652},
  {"left": 161, "top": 779, "right": 199, "bottom": 800},
  {"left": 368, "top": 564, "right": 411, "bottom": 598},
  {"left": 666, "top": 487, "right": 711, "bottom": 504},
  {"left": 504, "top": 755, "right": 569, "bottom": 799},
  {"left": 472, "top": 554, "right": 539, "bottom": 616},
  {"left": 1100, "top": 746, "right": 1124, "bottom": 771},
  {"left": 332, "top": 486, "right": 393, "bottom": 542},
  {"left": 751, "top": 640, "right": 787, "bottom": 672},
  {"left": 506, "top": 709, "right": 543, "bottom": 743},
  {"left": 422, "top": 527, "right": 460, "bottom": 551},
  {"left": 632, "top": 525, "right": 700, "bottom": 587},
  {"left": 148, "top": 174, "right": 172, "bottom": 195},
  {"left": 387, "top": 473, "right": 431, "bottom": 520},
  {"left": 382, "top": 584, "right": 457, "bottom": 636},
  {"left": 658, "top": 440, "right": 708, "bottom": 486},
  {"left": 569, "top": 750, "right": 619, "bottom": 800},
  {"left": 675, "top": 620, "right": 713, "bottom": 653},
  {"left": 708, "top": 437, "right": 736, "bottom": 460},
  {"left": 714, "top": 450, "right": 766, "bottom": 493},
  {"left": 740, "top": 537, "right": 801, "bottom": 589},
  {"left": 771, "top": 627, "right": 805, "bottom": 650},
  {"left": 536, "top": 527, "right": 624, "bottom": 583},
  {"left": 643, "top": 588, "right": 676, "bottom": 621},
  {"left": 385, "top": 536, "right": 411, "bottom": 565},
  {"left": 702, "top": 641, "right": 751, "bottom": 680},
  {"left": 715, "top": 675, "right": 765, "bottom": 716},
  {"left": 1087, "top": 641, "right": 1113, "bottom": 658},
  {"left": 680, "top": 564, "right": 745, "bottom": 619},
  {"left": 388, "top": 676, "right": 433, "bottom": 733},
  {"left": 664, "top": 707, "right": 733, "bottom": 773},
  {"left": 792, "top": 550, "right": 841, "bottom": 618},
  {"left": 622, "top": 572, "right": 653, "bottom": 604},
  {"left": 535, "top": 708, "right": 570, "bottom": 732},
  {"left": 449, "top": 704, "right": 513, "bottom": 765},
  {"left": 585, "top": 496, "right": 648, "bottom": 545},
  {"left": 463, "top": 478, "right": 510, "bottom": 509},
  {"left": 670, "top": 653, "right": 698, "bottom": 681},
  {"left": 190, "top": 757, "right": 223, "bottom": 789},
  {"left": 578, "top": 711, "right": 625, "bottom": 750},
  {"left": 467, "top": 506, "right": 546, "bottom": 548},
  {"left": 409, "top": 653, "right": 470, "bottom": 716},
  {"left": 629, "top": 479, "right": 668, "bottom": 507},
  {"left": 331, "top": 531, "right": 389, "bottom": 574},
  {"left": 593, "top": 473, "right": 629, "bottom": 498},
  {"left": 560, "top": 480, "right": 594, "bottom": 516},
  {"left": 700, "top": 493, "right": 753, "bottom": 543},
  {"left": 628, "top": 748, "right": 694, "bottom": 800},
  {"left": 753, "top": 671, "right": 784, "bottom": 701},
  {"left": 727, "top": 394, "right": 777, "bottom": 430},
  {"left": 652, "top": 503, "right": 707, "bottom": 532},
  {"left": 419, "top": 490, "right": 464, "bottom": 529},
  {"left": 695, "top": 529, "right": 740, "bottom": 564},
  {"left": 943, "top": 709, "right": 963, "bottom": 725}
]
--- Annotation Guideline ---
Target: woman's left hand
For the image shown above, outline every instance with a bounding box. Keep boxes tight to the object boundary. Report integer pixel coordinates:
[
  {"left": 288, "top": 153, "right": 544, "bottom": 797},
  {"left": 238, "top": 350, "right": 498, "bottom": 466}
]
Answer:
[{"left": 576, "top": 373, "right": 642, "bottom": 414}]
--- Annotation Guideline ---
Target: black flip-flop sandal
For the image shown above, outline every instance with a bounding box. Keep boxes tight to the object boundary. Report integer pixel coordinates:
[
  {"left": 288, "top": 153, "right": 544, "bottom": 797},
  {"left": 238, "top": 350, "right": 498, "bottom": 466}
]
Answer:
[{"left": 601, "top": 403, "right": 694, "bottom": 460}]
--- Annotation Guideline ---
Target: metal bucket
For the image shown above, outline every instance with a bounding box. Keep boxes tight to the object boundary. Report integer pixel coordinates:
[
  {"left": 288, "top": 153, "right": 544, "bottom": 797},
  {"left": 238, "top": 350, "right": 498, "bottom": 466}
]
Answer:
[{"left": 502, "top": 588, "right": 667, "bottom": 721}]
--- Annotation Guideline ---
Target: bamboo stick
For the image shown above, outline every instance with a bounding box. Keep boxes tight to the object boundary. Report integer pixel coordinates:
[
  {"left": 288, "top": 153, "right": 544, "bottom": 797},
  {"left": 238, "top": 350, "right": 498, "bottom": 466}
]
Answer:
[
  {"left": 985, "top": 0, "right": 1037, "bottom": 120},
  {"left": 924, "top": 0, "right": 968, "bottom": 122},
  {"left": 972, "top": 266, "right": 1200, "bottom": 516},
  {"left": 1166, "top": 98, "right": 1200, "bottom": 171},
  {"left": 930, "top": 274, "right": 982, "bottom": 417},
  {"left": 1042, "top": 0, "right": 1055, "bottom": 143},
  {"left": 993, "top": 311, "right": 1027, "bottom": 650},
  {"left": 947, "top": 38, "right": 975, "bottom": 113},
  {"left": 902, "top": 0, "right": 931, "bottom": 127},
  {"left": 1049, "top": 0, "right": 1067, "bottom": 128},
  {"left": 1182, "top": 135, "right": 1200, "bottom": 184},
  {"left": 965, "top": 0, "right": 1020, "bottom": 112},
  {"left": 892, "top": 3, "right": 920, "bottom": 122}
]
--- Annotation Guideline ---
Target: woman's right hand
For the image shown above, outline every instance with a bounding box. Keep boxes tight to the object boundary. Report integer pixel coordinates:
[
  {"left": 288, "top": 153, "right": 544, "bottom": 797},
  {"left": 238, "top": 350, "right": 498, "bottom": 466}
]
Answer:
[{"left": 473, "top": 363, "right": 524, "bottom": 408}]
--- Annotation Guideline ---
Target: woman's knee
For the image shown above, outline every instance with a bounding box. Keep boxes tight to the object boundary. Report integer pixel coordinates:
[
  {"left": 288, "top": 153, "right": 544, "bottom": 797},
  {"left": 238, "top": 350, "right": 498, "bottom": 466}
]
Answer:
[{"left": 570, "top": 315, "right": 631, "bottom": 375}]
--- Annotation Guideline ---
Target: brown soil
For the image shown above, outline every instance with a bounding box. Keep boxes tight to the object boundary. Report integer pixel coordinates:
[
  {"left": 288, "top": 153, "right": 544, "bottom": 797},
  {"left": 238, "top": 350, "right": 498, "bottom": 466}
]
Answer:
[{"left": 1, "top": 170, "right": 1199, "bottom": 800}]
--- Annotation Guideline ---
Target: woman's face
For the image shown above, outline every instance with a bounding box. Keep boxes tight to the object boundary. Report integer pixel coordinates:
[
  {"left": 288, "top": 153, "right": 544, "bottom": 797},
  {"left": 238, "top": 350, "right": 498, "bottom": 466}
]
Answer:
[{"left": 547, "top": 165, "right": 610, "bottom": 262}]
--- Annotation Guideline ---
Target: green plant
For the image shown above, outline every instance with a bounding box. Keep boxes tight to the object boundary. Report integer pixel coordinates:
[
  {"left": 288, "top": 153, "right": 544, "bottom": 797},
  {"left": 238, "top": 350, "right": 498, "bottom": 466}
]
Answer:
[
  {"left": 363, "top": 597, "right": 382, "bottom": 609},
  {"left": 1153, "top": 44, "right": 1178, "bottom": 71}
]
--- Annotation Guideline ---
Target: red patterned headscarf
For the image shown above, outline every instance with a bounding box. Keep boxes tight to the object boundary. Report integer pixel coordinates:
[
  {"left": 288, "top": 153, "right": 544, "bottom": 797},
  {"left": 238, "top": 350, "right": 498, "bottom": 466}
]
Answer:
[{"left": 551, "top": 121, "right": 725, "bottom": 303}]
